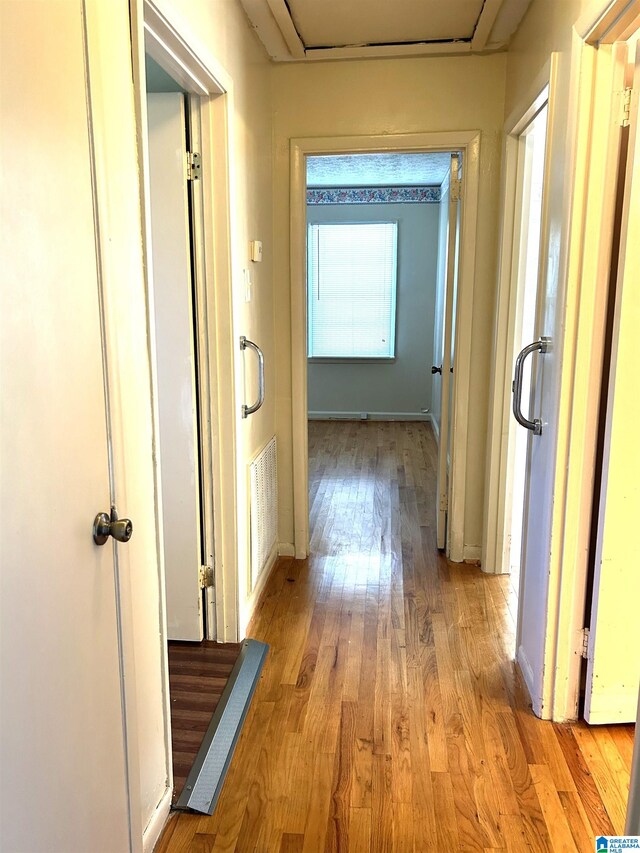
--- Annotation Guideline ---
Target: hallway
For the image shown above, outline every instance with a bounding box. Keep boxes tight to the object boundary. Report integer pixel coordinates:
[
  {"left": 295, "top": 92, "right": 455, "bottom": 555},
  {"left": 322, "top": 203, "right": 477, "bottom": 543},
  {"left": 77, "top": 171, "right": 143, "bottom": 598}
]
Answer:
[{"left": 158, "top": 421, "right": 634, "bottom": 852}]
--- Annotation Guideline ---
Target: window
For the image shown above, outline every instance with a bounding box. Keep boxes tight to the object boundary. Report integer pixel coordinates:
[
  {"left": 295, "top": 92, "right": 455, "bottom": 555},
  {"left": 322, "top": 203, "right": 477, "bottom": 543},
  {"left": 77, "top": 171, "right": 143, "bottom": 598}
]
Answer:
[{"left": 307, "top": 221, "right": 398, "bottom": 359}]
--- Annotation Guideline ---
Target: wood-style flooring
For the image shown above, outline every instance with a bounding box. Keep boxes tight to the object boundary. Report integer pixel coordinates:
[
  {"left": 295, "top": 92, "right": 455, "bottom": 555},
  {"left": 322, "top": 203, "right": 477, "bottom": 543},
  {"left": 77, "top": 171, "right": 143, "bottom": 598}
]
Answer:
[
  {"left": 168, "top": 641, "right": 242, "bottom": 803},
  {"left": 157, "top": 420, "right": 635, "bottom": 851}
]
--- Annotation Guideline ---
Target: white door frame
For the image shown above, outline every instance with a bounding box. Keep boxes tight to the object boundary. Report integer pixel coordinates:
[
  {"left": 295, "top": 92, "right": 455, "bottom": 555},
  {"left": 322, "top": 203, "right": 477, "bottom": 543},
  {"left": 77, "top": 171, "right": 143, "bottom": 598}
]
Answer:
[
  {"left": 131, "top": 0, "right": 241, "bottom": 645},
  {"left": 290, "top": 131, "right": 481, "bottom": 562},
  {"left": 483, "top": 0, "right": 640, "bottom": 721}
]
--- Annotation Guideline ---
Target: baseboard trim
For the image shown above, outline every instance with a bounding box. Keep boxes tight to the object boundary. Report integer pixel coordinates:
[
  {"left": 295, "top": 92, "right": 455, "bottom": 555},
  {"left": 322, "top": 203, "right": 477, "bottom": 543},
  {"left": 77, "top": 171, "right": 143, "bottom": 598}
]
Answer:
[
  {"left": 278, "top": 542, "right": 295, "bottom": 557},
  {"left": 142, "top": 784, "right": 172, "bottom": 853},
  {"left": 429, "top": 412, "right": 439, "bottom": 442},
  {"left": 516, "top": 645, "right": 545, "bottom": 718},
  {"left": 308, "top": 411, "right": 431, "bottom": 421},
  {"left": 463, "top": 545, "right": 481, "bottom": 564},
  {"left": 244, "top": 542, "right": 278, "bottom": 623}
]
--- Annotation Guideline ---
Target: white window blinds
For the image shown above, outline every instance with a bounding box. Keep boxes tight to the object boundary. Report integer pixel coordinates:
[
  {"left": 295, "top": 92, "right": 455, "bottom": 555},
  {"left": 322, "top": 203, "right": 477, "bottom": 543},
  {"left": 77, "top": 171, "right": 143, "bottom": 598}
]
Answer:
[{"left": 307, "top": 222, "right": 398, "bottom": 358}]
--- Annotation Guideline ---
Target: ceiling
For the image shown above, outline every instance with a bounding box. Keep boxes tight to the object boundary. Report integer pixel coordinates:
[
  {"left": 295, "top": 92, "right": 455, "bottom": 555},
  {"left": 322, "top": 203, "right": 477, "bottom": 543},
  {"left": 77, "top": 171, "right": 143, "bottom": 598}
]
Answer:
[
  {"left": 306, "top": 153, "right": 452, "bottom": 187},
  {"left": 292, "top": 0, "right": 484, "bottom": 48},
  {"left": 239, "top": 0, "right": 532, "bottom": 62}
]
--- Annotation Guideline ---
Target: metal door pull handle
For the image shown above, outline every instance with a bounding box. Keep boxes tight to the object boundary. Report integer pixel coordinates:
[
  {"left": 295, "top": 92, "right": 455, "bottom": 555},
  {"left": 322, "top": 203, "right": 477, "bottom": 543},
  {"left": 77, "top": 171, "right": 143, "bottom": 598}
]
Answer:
[
  {"left": 512, "top": 337, "right": 549, "bottom": 435},
  {"left": 240, "top": 336, "right": 265, "bottom": 418}
]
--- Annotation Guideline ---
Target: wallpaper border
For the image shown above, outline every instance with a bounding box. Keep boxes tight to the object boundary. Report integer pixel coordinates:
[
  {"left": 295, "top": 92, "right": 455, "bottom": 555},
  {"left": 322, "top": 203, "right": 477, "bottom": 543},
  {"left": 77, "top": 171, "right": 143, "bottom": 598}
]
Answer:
[{"left": 307, "top": 186, "right": 441, "bottom": 205}]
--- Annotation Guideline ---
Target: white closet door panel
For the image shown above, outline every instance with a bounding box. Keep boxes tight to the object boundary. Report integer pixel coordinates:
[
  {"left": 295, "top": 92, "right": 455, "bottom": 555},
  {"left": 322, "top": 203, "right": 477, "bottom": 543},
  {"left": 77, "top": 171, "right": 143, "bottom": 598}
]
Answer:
[{"left": 1, "top": 3, "right": 129, "bottom": 849}]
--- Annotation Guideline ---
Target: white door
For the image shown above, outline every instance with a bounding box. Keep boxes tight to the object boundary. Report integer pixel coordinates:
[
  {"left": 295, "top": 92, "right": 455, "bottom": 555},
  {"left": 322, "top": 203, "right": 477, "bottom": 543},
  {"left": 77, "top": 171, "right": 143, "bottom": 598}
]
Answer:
[
  {"left": 516, "top": 60, "right": 568, "bottom": 716},
  {"left": 0, "top": 3, "right": 130, "bottom": 850},
  {"left": 435, "top": 153, "right": 461, "bottom": 550},
  {"left": 147, "top": 93, "right": 204, "bottom": 641},
  {"left": 585, "top": 45, "right": 640, "bottom": 724},
  {"left": 507, "top": 103, "right": 548, "bottom": 584}
]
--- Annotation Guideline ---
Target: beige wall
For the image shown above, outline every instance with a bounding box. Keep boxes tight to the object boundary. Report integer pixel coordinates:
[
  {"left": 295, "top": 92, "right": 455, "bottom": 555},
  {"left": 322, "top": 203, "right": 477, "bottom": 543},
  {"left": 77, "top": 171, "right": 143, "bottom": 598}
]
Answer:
[
  {"left": 504, "top": 0, "right": 587, "bottom": 118},
  {"left": 272, "top": 54, "right": 507, "bottom": 552},
  {"left": 154, "top": 0, "right": 276, "bottom": 624}
]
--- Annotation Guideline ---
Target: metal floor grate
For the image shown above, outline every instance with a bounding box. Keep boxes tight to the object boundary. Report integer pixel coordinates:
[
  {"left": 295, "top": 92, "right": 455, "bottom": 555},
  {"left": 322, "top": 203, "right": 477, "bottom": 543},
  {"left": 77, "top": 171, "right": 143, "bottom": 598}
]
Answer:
[{"left": 174, "top": 639, "right": 268, "bottom": 815}]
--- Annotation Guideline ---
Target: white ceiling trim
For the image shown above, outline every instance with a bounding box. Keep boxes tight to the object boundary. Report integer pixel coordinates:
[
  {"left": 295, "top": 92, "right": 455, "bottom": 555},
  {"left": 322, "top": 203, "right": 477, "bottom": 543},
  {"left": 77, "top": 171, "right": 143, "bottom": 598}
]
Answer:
[
  {"left": 239, "top": 0, "right": 292, "bottom": 61},
  {"left": 265, "top": 0, "right": 305, "bottom": 58},
  {"left": 239, "top": 0, "right": 533, "bottom": 61},
  {"left": 472, "top": 0, "right": 505, "bottom": 49}
]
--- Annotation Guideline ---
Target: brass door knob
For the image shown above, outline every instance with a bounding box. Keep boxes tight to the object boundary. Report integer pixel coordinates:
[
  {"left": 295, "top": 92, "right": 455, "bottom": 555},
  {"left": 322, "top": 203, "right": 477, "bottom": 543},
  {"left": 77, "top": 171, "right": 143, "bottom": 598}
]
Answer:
[{"left": 93, "top": 506, "right": 133, "bottom": 546}]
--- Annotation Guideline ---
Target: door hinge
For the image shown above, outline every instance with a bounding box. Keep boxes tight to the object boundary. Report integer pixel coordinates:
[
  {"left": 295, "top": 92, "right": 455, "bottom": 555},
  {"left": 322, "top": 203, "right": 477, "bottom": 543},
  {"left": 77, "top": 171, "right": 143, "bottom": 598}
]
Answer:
[
  {"left": 439, "top": 494, "right": 448, "bottom": 512},
  {"left": 186, "top": 151, "right": 201, "bottom": 181},
  {"left": 450, "top": 177, "right": 463, "bottom": 202},
  {"left": 581, "top": 627, "right": 590, "bottom": 659},
  {"left": 620, "top": 88, "right": 632, "bottom": 127},
  {"left": 199, "top": 564, "right": 214, "bottom": 589}
]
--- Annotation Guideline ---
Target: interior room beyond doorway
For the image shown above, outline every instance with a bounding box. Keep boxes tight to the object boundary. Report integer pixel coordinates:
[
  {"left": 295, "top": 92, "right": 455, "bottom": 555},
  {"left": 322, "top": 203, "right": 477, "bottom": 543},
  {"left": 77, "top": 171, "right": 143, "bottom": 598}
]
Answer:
[
  {"left": 305, "top": 149, "right": 465, "bottom": 559},
  {"left": 305, "top": 151, "right": 451, "bottom": 427}
]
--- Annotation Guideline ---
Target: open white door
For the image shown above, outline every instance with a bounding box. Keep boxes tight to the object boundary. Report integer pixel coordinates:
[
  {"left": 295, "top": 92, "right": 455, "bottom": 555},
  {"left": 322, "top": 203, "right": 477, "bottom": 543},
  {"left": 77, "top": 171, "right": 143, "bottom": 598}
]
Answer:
[
  {"left": 506, "top": 103, "right": 548, "bottom": 586},
  {"left": 585, "top": 44, "right": 640, "bottom": 724},
  {"left": 435, "top": 153, "right": 461, "bottom": 550},
  {"left": 515, "top": 59, "right": 564, "bottom": 717},
  {"left": 1, "top": 3, "right": 130, "bottom": 849},
  {"left": 147, "top": 93, "right": 204, "bottom": 641}
]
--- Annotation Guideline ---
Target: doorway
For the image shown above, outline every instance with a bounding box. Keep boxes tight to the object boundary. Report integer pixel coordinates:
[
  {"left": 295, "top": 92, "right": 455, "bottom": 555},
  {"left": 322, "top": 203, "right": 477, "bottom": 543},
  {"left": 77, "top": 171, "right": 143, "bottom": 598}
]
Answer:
[
  {"left": 304, "top": 150, "right": 464, "bottom": 552},
  {"left": 484, "top": 6, "right": 640, "bottom": 741},
  {"left": 141, "top": 35, "right": 248, "bottom": 809},
  {"left": 290, "top": 132, "right": 482, "bottom": 563},
  {"left": 145, "top": 58, "right": 212, "bottom": 642}
]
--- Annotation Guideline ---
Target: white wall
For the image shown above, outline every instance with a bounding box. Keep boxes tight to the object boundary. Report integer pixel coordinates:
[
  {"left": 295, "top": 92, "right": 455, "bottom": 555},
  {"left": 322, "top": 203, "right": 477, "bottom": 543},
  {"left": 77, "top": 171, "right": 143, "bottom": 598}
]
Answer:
[
  {"left": 307, "top": 200, "right": 440, "bottom": 418},
  {"left": 503, "top": 0, "right": 585, "bottom": 120},
  {"left": 273, "top": 53, "right": 507, "bottom": 553}
]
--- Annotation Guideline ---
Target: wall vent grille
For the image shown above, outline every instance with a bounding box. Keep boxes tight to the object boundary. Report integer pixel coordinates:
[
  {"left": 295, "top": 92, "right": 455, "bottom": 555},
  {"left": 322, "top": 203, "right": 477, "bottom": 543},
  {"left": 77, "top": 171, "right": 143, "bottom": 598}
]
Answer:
[{"left": 249, "top": 437, "right": 277, "bottom": 590}]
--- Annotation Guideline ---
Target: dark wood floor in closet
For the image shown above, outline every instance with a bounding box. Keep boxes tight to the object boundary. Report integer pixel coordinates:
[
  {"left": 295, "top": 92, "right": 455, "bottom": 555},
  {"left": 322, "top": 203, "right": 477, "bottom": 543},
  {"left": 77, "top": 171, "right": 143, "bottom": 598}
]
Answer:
[{"left": 168, "top": 640, "right": 242, "bottom": 803}]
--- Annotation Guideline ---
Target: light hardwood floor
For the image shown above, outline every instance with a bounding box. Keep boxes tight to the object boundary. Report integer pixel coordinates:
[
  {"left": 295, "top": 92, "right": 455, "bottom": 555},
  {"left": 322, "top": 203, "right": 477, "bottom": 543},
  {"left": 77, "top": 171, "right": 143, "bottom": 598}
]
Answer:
[{"left": 157, "top": 420, "right": 635, "bottom": 852}]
